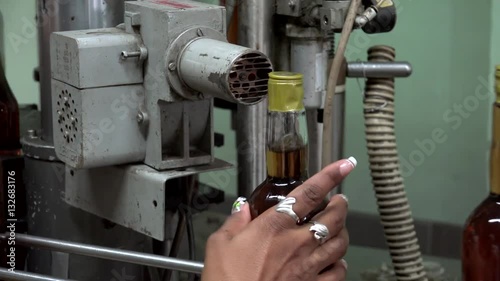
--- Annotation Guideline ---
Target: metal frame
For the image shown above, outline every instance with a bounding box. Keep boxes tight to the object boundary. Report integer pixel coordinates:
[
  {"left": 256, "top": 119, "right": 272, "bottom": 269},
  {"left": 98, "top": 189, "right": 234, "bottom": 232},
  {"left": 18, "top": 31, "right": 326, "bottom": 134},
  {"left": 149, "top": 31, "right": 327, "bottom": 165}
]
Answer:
[
  {"left": 65, "top": 159, "right": 231, "bottom": 241},
  {"left": 0, "top": 233, "right": 204, "bottom": 281}
]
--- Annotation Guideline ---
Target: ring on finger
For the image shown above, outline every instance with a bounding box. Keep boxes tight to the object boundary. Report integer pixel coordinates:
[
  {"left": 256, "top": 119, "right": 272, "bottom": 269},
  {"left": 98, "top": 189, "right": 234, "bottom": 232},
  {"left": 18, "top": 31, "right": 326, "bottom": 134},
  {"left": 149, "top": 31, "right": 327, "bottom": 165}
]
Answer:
[
  {"left": 308, "top": 221, "right": 330, "bottom": 245},
  {"left": 275, "top": 197, "right": 300, "bottom": 222}
]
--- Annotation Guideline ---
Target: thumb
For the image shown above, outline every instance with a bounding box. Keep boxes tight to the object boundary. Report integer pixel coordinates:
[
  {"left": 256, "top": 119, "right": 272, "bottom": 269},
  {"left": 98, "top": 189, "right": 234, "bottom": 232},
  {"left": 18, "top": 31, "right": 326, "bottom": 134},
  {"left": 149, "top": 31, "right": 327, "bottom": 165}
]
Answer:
[{"left": 219, "top": 197, "right": 251, "bottom": 239}]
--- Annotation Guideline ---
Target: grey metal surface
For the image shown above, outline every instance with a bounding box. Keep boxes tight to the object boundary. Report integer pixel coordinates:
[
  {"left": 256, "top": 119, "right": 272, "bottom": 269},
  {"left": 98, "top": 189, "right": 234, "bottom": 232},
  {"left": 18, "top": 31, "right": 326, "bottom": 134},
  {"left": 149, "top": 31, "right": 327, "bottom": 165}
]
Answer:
[
  {"left": 305, "top": 89, "right": 345, "bottom": 180},
  {"left": 0, "top": 268, "right": 75, "bottom": 281},
  {"left": 64, "top": 158, "right": 231, "bottom": 240},
  {"left": 320, "top": 0, "right": 362, "bottom": 31},
  {"left": 24, "top": 158, "right": 147, "bottom": 280},
  {"left": 178, "top": 38, "right": 272, "bottom": 105},
  {"left": 1, "top": 233, "right": 204, "bottom": 274},
  {"left": 276, "top": 0, "right": 302, "bottom": 17},
  {"left": 347, "top": 61, "right": 413, "bottom": 78},
  {"left": 236, "top": 0, "right": 274, "bottom": 196},
  {"left": 50, "top": 27, "right": 143, "bottom": 89},
  {"left": 330, "top": 86, "right": 345, "bottom": 192},
  {"left": 21, "top": 132, "right": 58, "bottom": 161},
  {"left": 125, "top": 0, "right": 225, "bottom": 170},
  {"left": 288, "top": 25, "right": 327, "bottom": 110},
  {"left": 166, "top": 27, "right": 228, "bottom": 101},
  {"left": 51, "top": 81, "right": 146, "bottom": 169},
  {"left": 36, "top": 0, "right": 125, "bottom": 144}
]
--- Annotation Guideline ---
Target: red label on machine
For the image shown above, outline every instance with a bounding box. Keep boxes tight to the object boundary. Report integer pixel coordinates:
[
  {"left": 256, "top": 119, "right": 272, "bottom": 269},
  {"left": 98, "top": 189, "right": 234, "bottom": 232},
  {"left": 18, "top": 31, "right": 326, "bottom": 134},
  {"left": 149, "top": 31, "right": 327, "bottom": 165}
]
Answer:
[{"left": 153, "top": 0, "right": 193, "bottom": 8}]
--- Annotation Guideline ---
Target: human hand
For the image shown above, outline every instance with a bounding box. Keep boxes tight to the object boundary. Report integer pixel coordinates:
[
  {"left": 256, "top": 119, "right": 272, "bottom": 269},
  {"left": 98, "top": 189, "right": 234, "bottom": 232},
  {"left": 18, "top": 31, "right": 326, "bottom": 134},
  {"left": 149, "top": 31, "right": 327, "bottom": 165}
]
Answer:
[{"left": 202, "top": 157, "right": 357, "bottom": 281}]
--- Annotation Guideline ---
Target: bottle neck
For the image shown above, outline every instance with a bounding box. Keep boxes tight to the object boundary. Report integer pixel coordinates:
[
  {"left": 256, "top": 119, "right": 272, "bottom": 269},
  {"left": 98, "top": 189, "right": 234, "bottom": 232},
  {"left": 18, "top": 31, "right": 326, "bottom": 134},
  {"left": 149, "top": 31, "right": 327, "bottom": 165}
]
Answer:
[
  {"left": 491, "top": 103, "right": 500, "bottom": 195},
  {"left": 266, "top": 110, "right": 308, "bottom": 180}
]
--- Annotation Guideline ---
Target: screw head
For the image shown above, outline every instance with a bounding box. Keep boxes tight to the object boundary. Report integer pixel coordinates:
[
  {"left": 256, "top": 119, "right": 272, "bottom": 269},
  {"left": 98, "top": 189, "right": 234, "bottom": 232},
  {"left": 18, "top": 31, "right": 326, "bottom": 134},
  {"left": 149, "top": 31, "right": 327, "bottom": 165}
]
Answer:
[
  {"left": 137, "top": 112, "right": 144, "bottom": 123},
  {"left": 27, "top": 129, "right": 37, "bottom": 138},
  {"left": 197, "top": 28, "right": 204, "bottom": 36},
  {"left": 168, "top": 62, "right": 176, "bottom": 71}
]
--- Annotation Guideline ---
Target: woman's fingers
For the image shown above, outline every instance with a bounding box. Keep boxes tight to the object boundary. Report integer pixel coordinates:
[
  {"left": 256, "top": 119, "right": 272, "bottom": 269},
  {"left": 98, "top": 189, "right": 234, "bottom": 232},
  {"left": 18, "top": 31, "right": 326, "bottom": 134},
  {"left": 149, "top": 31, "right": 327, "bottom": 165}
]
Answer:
[
  {"left": 274, "top": 157, "right": 356, "bottom": 227},
  {"left": 302, "top": 194, "right": 349, "bottom": 245},
  {"left": 217, "top": 197, "right": 252, "bottom": 239},
  {"left": 309, "top": 228, "right": 349, "bottom": 272},
  {"left": 317, "top": 260, "right": 348, "bottom": 281}
]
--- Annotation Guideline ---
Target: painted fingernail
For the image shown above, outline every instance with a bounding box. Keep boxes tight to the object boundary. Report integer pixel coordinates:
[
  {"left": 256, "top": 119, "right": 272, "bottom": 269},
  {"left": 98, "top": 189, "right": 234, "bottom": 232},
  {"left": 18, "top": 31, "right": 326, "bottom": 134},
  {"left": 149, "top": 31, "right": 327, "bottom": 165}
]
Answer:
[
  {"left": 340, "top": 156, "right": 357, "bottom": 176},
  {"left": 339, "top": 194, "right": 348, "bottom": 204},
  {"left": 341, "top": 259, "right": 348, "bottom": 269},
  {"left": 231, "top": 197, "right": 247, "bottom": 214}
]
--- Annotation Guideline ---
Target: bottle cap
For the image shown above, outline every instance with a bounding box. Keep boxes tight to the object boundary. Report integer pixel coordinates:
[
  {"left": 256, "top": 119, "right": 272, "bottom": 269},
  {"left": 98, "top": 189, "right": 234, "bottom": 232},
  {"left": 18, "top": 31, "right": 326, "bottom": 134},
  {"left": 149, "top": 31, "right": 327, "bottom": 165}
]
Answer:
[{"left": 268, "top": 71, "right": 305, "bottom": 112}]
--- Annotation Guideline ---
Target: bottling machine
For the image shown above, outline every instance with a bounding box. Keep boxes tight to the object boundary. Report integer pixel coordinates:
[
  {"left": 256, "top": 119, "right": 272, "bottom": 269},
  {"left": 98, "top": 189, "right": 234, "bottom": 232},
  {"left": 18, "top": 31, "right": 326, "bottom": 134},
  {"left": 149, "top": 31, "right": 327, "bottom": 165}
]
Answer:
[{"left": 0, "top": 0, "right": 420, "bottom": 280}]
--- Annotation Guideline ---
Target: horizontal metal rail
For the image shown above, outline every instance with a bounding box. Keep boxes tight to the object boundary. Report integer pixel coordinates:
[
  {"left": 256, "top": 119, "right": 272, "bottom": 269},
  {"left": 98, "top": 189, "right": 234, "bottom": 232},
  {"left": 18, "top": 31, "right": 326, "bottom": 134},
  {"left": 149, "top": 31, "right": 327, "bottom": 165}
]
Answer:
[
  {"left": 347, "top": 61, "right": 412, "bottom": 78},
  {"left": 0, "top": 268, "right": 75, "bottom": 281},
  {"left": 0, "top": 233, "right": 204, "bottom": 275}
]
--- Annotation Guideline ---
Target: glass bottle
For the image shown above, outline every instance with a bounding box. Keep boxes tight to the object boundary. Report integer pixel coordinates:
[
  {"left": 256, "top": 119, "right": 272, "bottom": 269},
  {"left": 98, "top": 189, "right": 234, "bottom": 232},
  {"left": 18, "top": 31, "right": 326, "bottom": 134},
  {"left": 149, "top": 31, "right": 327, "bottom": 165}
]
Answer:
[
  {"left": 461, "top": 65, "right": 500, "bottom": 281},
  {"left": 248, "top": 72, "right": 325, "bottom": 223},
  {"left": 0, "top": 57, "right": 21, "bottom": 155},
  {"left": 0, "top": 56, "right": 27, "bottom": 269}
]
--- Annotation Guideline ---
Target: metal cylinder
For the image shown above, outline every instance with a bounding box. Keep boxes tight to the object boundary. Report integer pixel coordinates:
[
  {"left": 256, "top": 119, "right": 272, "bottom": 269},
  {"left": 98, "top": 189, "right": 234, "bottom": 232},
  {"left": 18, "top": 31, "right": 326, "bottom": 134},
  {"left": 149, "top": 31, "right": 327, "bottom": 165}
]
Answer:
[
  {"left": 1, "top": 233, "right": 204, "bottom": 274},
  {"left": 236, "top": 0, "right": 274, "bottom": 196},
  {"left": 289, "top": 34, "right": 328, "bottom": 109},
  {"left": 346, "top": 61, "right": 412, "bottom": 78},
  {"left": 0, "top": 268, "right": 75, "bottom": 281},
  {"left": 306, "top": 74, "right": 346, "bottom": 180},
  {"left": 24, "top": 158, "right": 148, "bottom": 280},
  {"left": 179, "top": 38, "right": 272, "bottom": 105},
  {"left": 36, "top": 0, "right": 125, "bottom": 143}
]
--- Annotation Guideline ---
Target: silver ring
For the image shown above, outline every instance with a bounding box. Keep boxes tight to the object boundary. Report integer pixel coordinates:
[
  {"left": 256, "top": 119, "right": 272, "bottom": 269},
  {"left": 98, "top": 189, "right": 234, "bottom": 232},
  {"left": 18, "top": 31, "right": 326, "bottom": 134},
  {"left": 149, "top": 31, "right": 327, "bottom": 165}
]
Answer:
[
  {"left": 275, "top": 197, "right": 299, "bottom": 222},
  {"left": 309, "top": 221, "right": 329, "bottom": 244}
]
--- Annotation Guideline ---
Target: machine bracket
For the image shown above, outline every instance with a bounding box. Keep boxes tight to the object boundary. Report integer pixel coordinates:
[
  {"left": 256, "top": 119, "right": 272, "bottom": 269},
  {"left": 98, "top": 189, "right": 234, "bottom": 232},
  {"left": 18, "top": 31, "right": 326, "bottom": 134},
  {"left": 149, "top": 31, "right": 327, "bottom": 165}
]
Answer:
[{"left": 64, "top": 159, "right": 232, "bottom": 241}]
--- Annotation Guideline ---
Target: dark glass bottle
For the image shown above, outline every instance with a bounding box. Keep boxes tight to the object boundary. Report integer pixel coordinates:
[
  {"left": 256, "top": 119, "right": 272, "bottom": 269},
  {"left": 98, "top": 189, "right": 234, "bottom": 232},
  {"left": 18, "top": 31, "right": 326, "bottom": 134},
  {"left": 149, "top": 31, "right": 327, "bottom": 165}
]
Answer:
[
  {"left": 461, "top": 65, "right": 500, "bottom": 281},
  {"left": 0, "top": 57, "right": 27, "bottom": 270},
  {"left": 0, "top": 57, "right": 21, "bottom": 155},
  {"left": 248, "top": 72, "right": 325, "bottom": 223}
]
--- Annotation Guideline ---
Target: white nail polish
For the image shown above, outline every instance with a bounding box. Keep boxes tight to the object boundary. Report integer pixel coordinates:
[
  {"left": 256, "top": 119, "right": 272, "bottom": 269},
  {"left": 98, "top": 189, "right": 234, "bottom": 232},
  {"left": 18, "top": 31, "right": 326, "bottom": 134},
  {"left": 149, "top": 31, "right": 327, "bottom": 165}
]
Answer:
[
  {"left": 341, "top": 259, "right": 348, "bottom": 269},
  {"left": 347, "top": 156, "right": 357, "bottom": 168},
  {"left": 231, "top": 197, "right": 247, "bottom": 214},
  {"left": 339, "top": 194, "right": 348, "bottom": 203}
]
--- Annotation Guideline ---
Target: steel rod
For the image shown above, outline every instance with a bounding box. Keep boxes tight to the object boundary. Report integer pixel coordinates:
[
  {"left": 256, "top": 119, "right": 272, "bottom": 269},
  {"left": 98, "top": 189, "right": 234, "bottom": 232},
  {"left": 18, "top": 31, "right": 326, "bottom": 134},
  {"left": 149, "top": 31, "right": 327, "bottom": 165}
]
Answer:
[
  {"left": 0, "top": 268, "right": 75, "bottom": 281},
  {"left": 0, "top": 233, "right": 204, "bottom": 274},
  {"left": 346, "top": 62, "right": 412, "bottom": 78},
  {"left": 236, "top": 0, "right": 274, "bottom": 197}
]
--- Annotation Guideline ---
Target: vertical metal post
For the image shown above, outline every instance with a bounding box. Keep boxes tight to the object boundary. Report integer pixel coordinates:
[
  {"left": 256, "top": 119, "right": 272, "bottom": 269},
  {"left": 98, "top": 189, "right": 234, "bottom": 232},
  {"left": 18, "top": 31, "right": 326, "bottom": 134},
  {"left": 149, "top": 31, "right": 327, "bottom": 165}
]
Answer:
[{"left": 236, "top": 0, "right": 274, "bottom": 196}]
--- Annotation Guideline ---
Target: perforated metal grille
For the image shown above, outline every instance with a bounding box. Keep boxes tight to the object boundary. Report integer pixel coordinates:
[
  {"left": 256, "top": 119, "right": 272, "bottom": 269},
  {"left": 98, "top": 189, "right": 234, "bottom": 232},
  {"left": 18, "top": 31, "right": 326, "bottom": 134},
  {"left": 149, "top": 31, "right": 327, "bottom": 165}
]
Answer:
[
  {"left": 56, "top": 89, "right": 78, "bottom": 144},
  {"left": 228, "top": 52, "right": 272, "bottom": 104}
]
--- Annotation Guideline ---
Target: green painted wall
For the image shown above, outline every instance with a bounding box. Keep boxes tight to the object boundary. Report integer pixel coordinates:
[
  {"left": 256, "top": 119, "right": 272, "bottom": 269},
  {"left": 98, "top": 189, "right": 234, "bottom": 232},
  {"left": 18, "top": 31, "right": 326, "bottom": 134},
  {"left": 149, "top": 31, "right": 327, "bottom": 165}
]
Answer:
[
  {"left": 0, "top": 0, "right": 38, "bottom": 106},
  {"left": 342, "top": 0, "right": 493, "bottom": 225},
  {"left": 1, "top": 0, "right": 498, "bottom": 226}
]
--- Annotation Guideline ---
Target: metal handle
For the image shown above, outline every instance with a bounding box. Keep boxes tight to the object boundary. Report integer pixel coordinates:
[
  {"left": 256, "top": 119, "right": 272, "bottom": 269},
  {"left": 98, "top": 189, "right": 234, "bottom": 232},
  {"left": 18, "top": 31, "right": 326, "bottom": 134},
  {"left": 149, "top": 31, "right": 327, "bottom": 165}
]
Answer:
[
  {"left": 346, "top": 61, "right": 412, "bottom": 78},
  {"left": 0, "top": 268, "right": 76, "bottom": 281},
  {"left": 0, "top": 233, "right": 204, "bottom": 280}
]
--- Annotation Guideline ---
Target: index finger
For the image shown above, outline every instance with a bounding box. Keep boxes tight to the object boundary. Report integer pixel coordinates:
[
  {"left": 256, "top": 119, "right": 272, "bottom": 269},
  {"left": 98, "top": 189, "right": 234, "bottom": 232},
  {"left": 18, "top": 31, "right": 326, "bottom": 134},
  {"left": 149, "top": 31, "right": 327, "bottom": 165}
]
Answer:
[{"left": 282, "top": 157, "right": 357, "bottom": 224}]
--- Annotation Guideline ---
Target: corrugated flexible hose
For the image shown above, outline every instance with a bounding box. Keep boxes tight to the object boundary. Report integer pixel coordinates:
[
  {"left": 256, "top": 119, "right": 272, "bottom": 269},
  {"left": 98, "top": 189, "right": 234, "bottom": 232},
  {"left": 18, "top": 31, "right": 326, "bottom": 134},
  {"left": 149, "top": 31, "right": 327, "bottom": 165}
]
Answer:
[{"left": 363, "top": 45, "right": 428, "bottom": 281}]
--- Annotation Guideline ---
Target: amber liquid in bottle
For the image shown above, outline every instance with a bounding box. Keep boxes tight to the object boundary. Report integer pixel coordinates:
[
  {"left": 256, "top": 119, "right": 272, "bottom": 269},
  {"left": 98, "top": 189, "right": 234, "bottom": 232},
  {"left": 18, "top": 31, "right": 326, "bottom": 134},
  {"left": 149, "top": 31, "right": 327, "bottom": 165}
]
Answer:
[
  {"left": 248, "top": 72, "right": 326, "bottom": 222},
  {"left": 461, "top": 67, "right": 500, "bottom": 281},
  {"left": 249, "top": 147, "right": 308, "bottom": 220}
]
